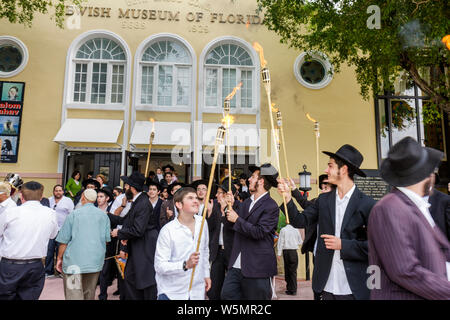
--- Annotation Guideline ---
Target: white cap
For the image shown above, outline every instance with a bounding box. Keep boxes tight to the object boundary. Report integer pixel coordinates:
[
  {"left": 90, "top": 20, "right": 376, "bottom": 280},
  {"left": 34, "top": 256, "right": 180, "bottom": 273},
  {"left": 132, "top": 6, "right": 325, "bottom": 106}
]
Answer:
[{"left": 83, "top": 189, "right": 97, "bottom": 202}]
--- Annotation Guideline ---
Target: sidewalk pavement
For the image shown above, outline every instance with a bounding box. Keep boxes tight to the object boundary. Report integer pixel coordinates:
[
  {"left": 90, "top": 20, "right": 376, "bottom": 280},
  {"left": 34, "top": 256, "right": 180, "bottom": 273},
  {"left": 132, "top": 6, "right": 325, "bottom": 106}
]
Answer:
[{"left": 39, "top": 275, "right": 313, "bottom": 300}]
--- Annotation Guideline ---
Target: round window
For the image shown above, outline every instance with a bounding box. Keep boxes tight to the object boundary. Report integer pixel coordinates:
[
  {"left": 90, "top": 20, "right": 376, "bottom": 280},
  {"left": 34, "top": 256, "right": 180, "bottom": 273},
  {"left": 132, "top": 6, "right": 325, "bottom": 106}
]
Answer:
[
  {"left": 0, "top": 37, "right": 28, "bottom": 78},
  {"left": 294, "top": 52, "right": 333, "bottom": 89}
]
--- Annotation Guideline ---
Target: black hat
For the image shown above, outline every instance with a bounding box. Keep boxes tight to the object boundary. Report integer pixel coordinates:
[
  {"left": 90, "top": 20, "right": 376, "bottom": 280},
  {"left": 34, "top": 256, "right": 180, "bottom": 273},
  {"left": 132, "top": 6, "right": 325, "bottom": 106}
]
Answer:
[
  {"left": 216, "top": 177, "right": 237, "bottom": 194},
  {"left": 380, "top": 137, "right": 443, "bottom": 187},
  {"left": 82, "top": 178, "right": 101, "bottom": 189},
  {"left": 145, "top": 179, "right": 161, "bottom": 191},
  {"left": 323, "top": 144, "right": 366, "bottom": 177},
  {"left": 162, "top": 164, "right": 175, "bottom": 172},
  {"left": 98, "top": 187, "right": 114, "bottom": 202},
  {"left": 168, "top": 182, "right": 186, "bottom": 194},
  {"left": 190, "top": 179, "right": 208, "bottom": 190},
  {"left": 120, "top": 172, "right": 146, "bottom": 191},
  {"left": 318, "top": 174, "right": 328, "bottom": 188},
  {"left": 248, "top": 163, "right": 279, "bottom": 188}
]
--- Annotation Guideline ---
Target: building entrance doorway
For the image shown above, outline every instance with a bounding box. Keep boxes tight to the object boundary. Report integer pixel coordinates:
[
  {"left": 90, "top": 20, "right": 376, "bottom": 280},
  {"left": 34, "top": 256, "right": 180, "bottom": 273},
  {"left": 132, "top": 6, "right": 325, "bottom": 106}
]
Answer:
[{"left": 64, "top": 151, "right": 122, "bottom": 188}]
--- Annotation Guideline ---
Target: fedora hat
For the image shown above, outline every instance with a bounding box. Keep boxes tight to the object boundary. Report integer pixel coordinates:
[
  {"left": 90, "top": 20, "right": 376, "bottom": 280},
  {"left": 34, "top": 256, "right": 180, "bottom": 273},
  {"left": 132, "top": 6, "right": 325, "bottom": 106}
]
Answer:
[
  {"left": 380, "top": 137, "right": 443, "bottom": 187},
  {"left": 98, "top": 187, "right": 115, "bottom": 202},
  {"left": 323, "top": 144, "right": 366, "bottom": 177},
  {"left": 82, "top": 178, "right": 101, "bottom": 190},
  {"left": 215, "top": 177, "right": 237, "bottom": 194},
  {"left": 190, "top": 179, "right": 208, "bottom": 190},
  {"left": 248, "top": 163, "right": 279, "bottom": 188},
  {"left": 120, "top": 172, "right": 146, "bottom": 191}
]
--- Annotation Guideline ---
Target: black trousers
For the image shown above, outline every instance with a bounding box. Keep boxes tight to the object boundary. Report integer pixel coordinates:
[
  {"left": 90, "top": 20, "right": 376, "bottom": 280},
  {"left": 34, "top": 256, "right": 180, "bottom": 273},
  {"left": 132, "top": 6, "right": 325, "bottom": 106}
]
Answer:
[
  {"left": 321, "top": 291, "right": 355, "bottom": 300},
  {"left": 98, "top": 259, "right": 116, "bottom": 300},
  {"left": 207, "top": 247, "right": 227, "bottom": 300},
  {"left": 124, "top": 280, "right": 157, "bottom": 300},
  {"left": 221, "top": 268, "right": 272, "bottom": 300},
  {"left": 282, "top": 249, "right": 298, "bottom": 293},
  {"left": 0, "top": 260, "right": 45, "bottom": 300}
]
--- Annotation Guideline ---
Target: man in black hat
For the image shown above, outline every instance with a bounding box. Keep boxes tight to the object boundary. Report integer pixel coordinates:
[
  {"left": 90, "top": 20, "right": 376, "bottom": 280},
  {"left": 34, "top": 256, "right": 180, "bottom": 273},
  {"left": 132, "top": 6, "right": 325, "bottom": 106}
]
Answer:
[
  {"left": 206, "top": 180, "right": 237, "bottom": 300},
  {"left": 110, "top": 172, "right": 159, "bottom": 300},
  {"left": 221, "top": 163, "right": 280, "bottom": 300},
  {"left": 368, "top": 137, "right": 450, "bottom": 299},
  {"left": 278, "top": 144, "right": 375, "bottom": 300}
]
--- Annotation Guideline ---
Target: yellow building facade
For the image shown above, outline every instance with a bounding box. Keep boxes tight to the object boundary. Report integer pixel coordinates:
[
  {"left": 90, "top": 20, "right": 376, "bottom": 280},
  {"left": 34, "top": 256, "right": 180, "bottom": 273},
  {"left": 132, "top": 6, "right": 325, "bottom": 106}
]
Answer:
[{"left": 0, "top": 0, "right": 382, "bottom": 279}]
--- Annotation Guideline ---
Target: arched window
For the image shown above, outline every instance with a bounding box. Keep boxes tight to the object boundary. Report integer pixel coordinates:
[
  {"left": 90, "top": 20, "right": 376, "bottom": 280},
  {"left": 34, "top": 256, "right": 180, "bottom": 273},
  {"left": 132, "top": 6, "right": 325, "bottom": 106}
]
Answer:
[
  {"left": 204, "top": 42, "right": 255, "bottom": 111},
  {"left": 72, "top": 37, "right": 127, "bottom": 104},
  {"left": 138, "top": 39, "right": 193, "bottom": 108}
]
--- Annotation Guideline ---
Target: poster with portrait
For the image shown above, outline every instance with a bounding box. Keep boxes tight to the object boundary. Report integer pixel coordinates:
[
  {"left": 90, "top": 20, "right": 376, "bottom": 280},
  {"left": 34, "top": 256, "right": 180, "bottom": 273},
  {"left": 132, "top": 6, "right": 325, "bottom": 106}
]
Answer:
[{"left": 0, "top": 81, "right": 25, "bottom": 163}]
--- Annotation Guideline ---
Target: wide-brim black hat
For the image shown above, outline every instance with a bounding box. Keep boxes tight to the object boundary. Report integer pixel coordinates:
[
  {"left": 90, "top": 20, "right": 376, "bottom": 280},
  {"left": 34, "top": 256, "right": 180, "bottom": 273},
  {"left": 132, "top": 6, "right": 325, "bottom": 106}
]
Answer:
[
  {"left": 145, "top": 179, "right": 161, "bottom": 191},
  {"left": 98, "top": 187, "right": 114, "bottom": 202},
  {"left": 323, "top": 144, "right": 366, "bottom": 177},
  {"left": 167, "top": 182, "right": 186, "bottom": 194},
  {"left": 248, "top": 163, "right": 279, "bottom": 188},
  {"left": 216, "top": 177, "right": 237, "bottom": 194},
  {"left": 120, "top": 172, "right": 146, "bottom": 191},
  {"left": 190, "top": 179, "right": 208, "bottom": 190},
  {"left": 380, "top": 137, "right": 443, "bottom": 187},
  {"left": 82, "top": 178, "right": 101, "bottom": 189}
]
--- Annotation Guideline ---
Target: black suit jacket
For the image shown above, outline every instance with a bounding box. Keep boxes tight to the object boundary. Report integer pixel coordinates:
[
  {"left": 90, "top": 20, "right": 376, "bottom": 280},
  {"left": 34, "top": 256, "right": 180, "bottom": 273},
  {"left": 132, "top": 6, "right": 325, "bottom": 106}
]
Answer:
[
  {"left": 226, "top": 192, "right": 279, "bottom": 278},
  {"left": 151, "top": 198, "right": 163, "bottom": 231},
  {"left": 284, "top": 186, "right": 376, "bottom": 300},
  {"left": 429, "top": 189, "right": 450, "bottom": 241},
  {"left": 207, "top": 200, "right": 236, "bottom": 265},
  {"left": 118, "top": 192, "right": 159, "bottom": 290}
]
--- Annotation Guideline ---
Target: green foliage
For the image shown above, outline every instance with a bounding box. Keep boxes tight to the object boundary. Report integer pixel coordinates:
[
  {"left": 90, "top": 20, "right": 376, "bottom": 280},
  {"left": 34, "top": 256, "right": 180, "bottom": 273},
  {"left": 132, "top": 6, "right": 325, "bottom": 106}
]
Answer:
[
  {"left": 257, "top": 0, "right": 450, "bottom": 111},
  {"left": 0, "top": 0, "right": 85, "bottom": 28},
  {"left": 422, "top": 101, "right": 442, "bottom": 125}
]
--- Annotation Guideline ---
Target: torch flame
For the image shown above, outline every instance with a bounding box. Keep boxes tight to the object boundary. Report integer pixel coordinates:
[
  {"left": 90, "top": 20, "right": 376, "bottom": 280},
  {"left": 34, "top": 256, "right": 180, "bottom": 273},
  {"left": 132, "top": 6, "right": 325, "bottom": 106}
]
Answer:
[
  {"left": 442, "top": 35, "right": 450, "bottom": 50},
  {"left": 221, "top": 114, "right": 235, "bottom": 128},
  {"left": 246, "top": 19, "right": 250, "bottom": 29},
  {"left": 149, "top": 118, "right": 155, "bottom": 132},
  {"left": 271, "top": 103, "right": 279, "bottom": 113},
  {"left": 252, "top": 42, "right": 267, "bottom": 68},
  {"left": 225, "top": 82, "right": 243, "bottom": 101},
  {"left": 306, "top": 113, "right": 317, "bottom": 123}
]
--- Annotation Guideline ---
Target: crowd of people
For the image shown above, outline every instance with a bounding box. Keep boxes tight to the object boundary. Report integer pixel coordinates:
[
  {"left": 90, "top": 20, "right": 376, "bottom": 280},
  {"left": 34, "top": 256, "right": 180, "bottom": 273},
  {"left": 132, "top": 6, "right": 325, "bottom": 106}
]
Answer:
[{"left": 0, "top": 137, "right": 449, "bottom": 300}]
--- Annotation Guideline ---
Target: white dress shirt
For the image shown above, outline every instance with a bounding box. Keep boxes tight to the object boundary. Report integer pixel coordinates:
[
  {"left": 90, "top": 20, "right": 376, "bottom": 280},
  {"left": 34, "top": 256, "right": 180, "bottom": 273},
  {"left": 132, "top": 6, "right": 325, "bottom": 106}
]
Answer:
[
  {"left": 324, "top": 185, "right": 355, "bottom": 295},
  {"left": 155, "top": 215, "right": 210, "bottom": 300},
  {"left": 49, "top": 196, "right": 74, "bottom": 230},
  {"left": 0, "top": 201, "right": 58, "bottom": 259},
  {"left": 277, "top": 224, "right": 303, "bottom": 256},
  {"left": 232, "top": 191, "right": 269, "bottom": 269},
  {"left": 0, "top": 197, "right": 17, "bottom": 216},
  {"left": 398, "top": 187, "right": 435, "bottom": 228},
  {"left": 197, "top": 203, "right": 205, "bottom": 216},
  {"left": 110, "top": 193, "right": 131, "bottom": 217}
]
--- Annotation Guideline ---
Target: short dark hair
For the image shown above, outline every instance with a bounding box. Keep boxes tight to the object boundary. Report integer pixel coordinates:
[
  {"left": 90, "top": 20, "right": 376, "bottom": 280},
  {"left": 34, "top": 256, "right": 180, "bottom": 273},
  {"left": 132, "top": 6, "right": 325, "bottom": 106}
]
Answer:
[
  {"left": 21, "top": 181, "right": 44, "bottom": 201},
  {"left": 173, "top": 187, "right": 196, "bottom": 205},
  {"left": 71, "top": 170, "right": 81, "bottom": 179},
  {"left": 113, "top": 187, "right": 123, "bottom": 194},
  {"left": 256, "top": 171, "right": 271, "bottom": 191},
  {"left": 164, "top": 172, "right": 172, "bottom": 177},
  {"left": 53, "top": 184, "right": 64, "bottom": 192},
  {"left": 332, "top": 156, "right": 355, "bottom": 181}
]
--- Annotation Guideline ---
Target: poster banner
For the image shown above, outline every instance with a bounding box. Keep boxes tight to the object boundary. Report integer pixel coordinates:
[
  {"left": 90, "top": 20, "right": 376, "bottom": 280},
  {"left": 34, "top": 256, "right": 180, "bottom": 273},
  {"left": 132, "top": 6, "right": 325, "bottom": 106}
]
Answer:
[{"left": 0, "top": 81, "right": 25, "bottom": 163}]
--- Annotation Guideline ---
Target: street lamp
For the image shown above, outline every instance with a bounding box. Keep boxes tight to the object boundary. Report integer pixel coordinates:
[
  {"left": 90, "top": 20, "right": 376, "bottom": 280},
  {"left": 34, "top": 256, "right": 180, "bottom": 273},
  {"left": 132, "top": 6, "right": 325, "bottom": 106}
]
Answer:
[{"left": 298, "top": 164, "right": 311, "bottom": 192}]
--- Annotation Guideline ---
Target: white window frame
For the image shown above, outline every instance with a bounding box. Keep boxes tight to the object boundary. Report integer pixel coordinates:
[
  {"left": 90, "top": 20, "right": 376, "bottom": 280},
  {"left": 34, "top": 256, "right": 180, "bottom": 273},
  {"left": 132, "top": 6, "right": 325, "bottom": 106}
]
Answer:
[
  {"left": 134, "top": 34, "right": 196, "bottom": 113},
  {"left": 200, "top": 38, "right": 259, "bottom": 115},
  {"left": 63, "top": 30, "right": 131, "bottom": 111},
  {"left": 294, "top": 51, "right": 333, "bottom": 90},
  {"left": 0, "top": 36, "right": 29, "bottom": 78}
]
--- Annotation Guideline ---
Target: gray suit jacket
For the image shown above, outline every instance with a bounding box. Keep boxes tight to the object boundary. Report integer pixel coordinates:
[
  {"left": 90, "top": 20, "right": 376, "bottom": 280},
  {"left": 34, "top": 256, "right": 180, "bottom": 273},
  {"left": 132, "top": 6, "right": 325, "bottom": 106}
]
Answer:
[{"left": 368, "top": 188, "right": 450, "bottom": 300}]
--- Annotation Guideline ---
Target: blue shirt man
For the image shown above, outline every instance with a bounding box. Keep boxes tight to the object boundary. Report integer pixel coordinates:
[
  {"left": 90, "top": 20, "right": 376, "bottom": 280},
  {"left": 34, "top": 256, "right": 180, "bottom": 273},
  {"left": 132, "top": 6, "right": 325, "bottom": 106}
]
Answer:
[{"left": 56, "top": 189, "right": 111, "bottom": 300}]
